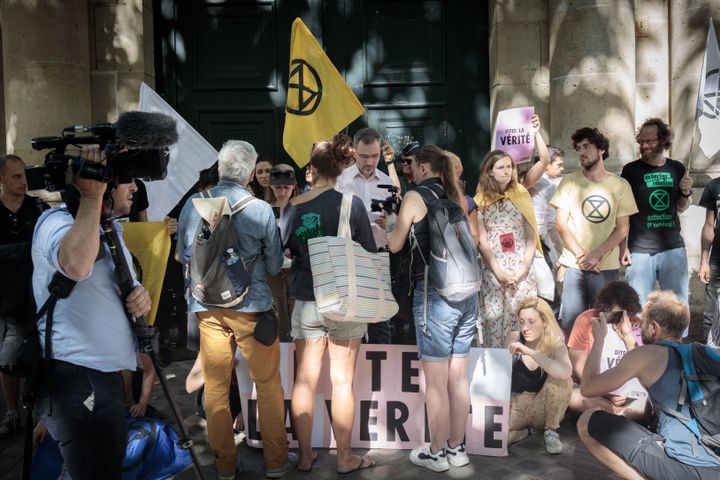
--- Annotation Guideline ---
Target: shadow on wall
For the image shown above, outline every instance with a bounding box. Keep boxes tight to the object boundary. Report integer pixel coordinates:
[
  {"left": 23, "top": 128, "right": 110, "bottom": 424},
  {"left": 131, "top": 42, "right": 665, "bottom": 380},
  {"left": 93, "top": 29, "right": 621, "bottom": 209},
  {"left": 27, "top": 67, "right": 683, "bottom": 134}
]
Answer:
[{"left": 155, "top": 0, "right": 490, "bottom": 195}]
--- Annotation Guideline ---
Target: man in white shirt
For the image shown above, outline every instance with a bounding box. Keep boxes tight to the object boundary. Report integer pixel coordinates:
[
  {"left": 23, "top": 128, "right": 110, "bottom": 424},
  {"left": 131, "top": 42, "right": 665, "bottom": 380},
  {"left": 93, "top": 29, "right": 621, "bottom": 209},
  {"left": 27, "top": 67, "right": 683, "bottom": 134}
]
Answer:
[
  {"left": 336, "top": 127, "right": 395, "bottom": 343},
  {"left": 336, "top": 128, "right": 395, "bottom": 251}
]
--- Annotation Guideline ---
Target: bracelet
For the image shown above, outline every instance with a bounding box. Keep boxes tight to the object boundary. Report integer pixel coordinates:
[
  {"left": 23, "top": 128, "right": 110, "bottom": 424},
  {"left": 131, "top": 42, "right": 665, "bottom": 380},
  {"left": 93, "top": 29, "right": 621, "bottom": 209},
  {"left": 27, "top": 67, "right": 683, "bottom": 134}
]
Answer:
[{"left": 680, "top": 190, "right": 692, "bottom": 198}]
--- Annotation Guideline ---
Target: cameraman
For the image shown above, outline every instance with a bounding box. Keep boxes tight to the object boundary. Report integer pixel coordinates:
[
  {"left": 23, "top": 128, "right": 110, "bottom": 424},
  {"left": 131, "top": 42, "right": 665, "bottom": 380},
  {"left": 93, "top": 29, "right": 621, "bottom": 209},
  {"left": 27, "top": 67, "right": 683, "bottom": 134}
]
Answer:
[{"left": 31, "top": 145, "right": 150, "bottom": 480}]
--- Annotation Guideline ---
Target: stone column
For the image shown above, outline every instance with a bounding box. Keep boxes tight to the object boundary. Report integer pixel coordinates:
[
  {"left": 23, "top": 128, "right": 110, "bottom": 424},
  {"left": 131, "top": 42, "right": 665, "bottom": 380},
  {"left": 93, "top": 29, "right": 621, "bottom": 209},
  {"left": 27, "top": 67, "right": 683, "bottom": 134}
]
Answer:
[
  {"left": 549, "top": 0, "right": 636, "bottom": 172},
  {"left": 1, "top": 0, "right": 91, "bottom": 165},
  {"left": 670, "top": 0, "right": 720, "bottom": 174},
  {"left": 489, "top": 1, "right": 550, "bottom": 149},
  {"left": 89, "top": 0, "right": 155, "bottom": 123},
  {"left": 635, "top": 0, "right": 670, "bottom": 127}
]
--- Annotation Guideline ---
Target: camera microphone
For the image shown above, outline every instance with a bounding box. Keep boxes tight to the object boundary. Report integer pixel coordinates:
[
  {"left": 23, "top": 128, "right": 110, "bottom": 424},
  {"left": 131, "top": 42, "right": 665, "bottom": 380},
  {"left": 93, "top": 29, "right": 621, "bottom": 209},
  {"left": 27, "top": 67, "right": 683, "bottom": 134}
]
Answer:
[
  {"left": 63, "top": 123, "right": 115, "bottom": 136},
  {"left": 116, "top": 111, "right": 179, "bottom": 149}
]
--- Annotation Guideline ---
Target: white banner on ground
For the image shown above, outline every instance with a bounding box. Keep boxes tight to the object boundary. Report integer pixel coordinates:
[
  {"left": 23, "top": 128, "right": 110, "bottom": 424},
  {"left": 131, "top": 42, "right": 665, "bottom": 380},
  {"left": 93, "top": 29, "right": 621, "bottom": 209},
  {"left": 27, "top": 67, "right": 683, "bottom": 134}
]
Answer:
[
  {"left": 138, "top": 83, "right": 217, "bottom": 221},
  {"left": 235, "top": 344, "right": 511, "bottom": 456}
]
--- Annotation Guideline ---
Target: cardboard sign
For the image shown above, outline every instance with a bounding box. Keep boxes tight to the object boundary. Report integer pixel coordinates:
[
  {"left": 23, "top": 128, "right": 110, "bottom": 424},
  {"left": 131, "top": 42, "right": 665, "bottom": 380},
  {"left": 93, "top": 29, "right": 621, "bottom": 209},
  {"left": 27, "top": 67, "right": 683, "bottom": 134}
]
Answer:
[
  {"left": 235, "top": 344, "right": 512, "bottom": 456},
  {"left": 602, "top": 325, "right": 648, "bottom": 400},
  {"left": 494, "top": 107, "right": 535, "bottom": 163}
]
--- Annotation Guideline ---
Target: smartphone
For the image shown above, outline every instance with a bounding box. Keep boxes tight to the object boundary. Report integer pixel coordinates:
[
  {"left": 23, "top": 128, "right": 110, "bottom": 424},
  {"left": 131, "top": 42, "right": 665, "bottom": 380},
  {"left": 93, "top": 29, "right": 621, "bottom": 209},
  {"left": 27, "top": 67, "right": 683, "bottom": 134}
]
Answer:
[{"left": 602, "top": 310, "right": 624, "bottom": 324}]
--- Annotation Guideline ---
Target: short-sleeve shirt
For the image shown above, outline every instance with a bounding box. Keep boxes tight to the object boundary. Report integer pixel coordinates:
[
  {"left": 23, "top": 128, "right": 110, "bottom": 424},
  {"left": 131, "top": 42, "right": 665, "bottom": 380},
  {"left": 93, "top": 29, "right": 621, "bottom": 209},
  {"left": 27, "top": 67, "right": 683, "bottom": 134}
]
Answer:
[
  {"left": 620, "top": 158, "right": 686, "bottom": 253},
  {"left": 31, "top": 208, "right": 138, "bottom": 372},
  {"left": 527, "top": 175, "right": 556, "bottom": 237},
  {"left": 699, "top": 177, "right": 720, "bottom": 266},
  {"left": 550, "top": 171, "right": 638, "bottom": 270},
  {"left": 280, "top": 189, "right": 376, "bottom": 301},
  {"left": 567, "top": 308, "right": 641, "bottom": 352}
]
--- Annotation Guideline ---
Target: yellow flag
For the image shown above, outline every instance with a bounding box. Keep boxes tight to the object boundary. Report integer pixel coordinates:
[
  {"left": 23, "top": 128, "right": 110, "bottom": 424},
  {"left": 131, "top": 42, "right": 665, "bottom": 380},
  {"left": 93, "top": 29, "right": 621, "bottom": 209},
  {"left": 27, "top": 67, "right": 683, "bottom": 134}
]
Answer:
[
  {"left": 120, "top": 222, "right": 171, "bottom": 326},
  {"left": 283, "top": 18, "right": 365, "bottom": 167}
]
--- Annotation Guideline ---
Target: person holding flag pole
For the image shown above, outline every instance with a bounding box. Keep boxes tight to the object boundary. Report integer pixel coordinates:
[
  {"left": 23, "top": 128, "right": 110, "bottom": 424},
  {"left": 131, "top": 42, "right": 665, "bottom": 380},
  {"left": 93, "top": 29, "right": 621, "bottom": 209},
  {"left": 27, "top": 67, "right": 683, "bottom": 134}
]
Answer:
[{"left": 695, "top": 19, "right": 720, "bottom": 344}]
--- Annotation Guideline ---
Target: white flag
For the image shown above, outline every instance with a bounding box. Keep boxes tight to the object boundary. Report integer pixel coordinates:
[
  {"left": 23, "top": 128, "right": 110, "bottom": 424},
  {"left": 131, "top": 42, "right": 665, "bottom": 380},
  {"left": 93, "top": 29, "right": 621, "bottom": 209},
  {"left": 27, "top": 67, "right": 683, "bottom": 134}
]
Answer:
[
  {"left": 138, "top": 83, "right": 217, "bottom": 221},
  {"left": 697, "top": 19, "right": 720, "bottom": 158}
]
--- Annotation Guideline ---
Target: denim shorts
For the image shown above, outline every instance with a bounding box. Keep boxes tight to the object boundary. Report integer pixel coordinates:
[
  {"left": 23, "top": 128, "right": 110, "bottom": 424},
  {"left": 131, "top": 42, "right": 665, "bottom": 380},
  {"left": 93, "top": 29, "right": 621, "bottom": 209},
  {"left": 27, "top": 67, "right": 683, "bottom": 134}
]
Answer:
[
  {"left": 412, "top": 282, "right": 478, "bottom": 361},
  {"left": 291, "top": 300, "right": 367, "bottom": 341}
]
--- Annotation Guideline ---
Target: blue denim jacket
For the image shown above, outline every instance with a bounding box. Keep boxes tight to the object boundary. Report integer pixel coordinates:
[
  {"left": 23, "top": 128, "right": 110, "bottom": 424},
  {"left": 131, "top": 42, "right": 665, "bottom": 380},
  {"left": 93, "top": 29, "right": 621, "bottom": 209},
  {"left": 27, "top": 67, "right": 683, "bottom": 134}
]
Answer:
[{"left": 177, "top": 180, "right": 283, "bottom": 313}]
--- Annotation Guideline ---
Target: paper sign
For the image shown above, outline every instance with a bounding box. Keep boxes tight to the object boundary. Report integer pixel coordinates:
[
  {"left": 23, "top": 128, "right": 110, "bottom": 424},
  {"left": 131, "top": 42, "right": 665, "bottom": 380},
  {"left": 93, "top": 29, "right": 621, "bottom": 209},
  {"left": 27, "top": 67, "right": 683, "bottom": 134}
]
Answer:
[
  {"left": 494, "top": 107, "right": 535, "bottom": 163},
  {"left": 602, "top": 325, "right": 648, "bottom": 400},
  {"left": 236, "top": 344, "right": 512, "bottom": 456}
]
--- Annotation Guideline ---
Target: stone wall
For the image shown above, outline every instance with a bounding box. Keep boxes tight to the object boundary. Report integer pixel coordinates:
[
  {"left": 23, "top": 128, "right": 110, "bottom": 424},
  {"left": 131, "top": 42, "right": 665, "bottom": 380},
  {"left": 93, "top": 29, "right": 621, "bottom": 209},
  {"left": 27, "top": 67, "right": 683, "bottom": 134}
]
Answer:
[{"left": 0, "top": 0, "right": 154, "bottom": 166}]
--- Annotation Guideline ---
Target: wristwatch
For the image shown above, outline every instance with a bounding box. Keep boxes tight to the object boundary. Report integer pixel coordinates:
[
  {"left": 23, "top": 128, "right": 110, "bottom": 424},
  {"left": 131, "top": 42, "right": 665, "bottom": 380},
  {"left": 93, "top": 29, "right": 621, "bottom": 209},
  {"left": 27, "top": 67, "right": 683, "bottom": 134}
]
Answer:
[{"left": 680, "top": 190, "right": 692, "bottom": 198}]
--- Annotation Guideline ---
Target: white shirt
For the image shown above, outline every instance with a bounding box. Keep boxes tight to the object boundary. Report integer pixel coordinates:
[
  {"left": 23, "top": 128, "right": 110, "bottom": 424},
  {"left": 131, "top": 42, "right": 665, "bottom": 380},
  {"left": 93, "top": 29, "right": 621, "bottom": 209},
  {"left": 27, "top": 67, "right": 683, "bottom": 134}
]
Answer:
[{"left": 336, "top": 164, "right": 393, "bottom": 249}]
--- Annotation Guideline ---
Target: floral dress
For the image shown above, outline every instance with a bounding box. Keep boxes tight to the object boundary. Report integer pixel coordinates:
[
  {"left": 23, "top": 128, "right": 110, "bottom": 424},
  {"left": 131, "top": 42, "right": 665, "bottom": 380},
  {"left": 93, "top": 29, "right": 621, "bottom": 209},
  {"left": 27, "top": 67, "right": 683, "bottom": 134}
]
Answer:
[{"left": 478, "top": 199, "right": 537, "bottom": 348}]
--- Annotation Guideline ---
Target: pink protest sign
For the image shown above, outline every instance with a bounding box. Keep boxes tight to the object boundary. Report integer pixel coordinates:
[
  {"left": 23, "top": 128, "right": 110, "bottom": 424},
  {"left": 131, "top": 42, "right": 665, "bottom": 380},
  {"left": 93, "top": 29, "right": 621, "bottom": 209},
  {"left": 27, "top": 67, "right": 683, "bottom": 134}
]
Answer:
[{"left": 494, "top": 106, "right": 535, "bottom": 163}]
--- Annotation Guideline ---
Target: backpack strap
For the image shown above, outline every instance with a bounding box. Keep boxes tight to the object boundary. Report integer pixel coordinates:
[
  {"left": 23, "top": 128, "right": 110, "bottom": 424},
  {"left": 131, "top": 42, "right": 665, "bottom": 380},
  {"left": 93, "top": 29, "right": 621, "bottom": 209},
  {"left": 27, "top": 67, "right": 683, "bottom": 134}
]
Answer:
[{"left": 229, "top": 196, "right": 257, "bottom": 215}]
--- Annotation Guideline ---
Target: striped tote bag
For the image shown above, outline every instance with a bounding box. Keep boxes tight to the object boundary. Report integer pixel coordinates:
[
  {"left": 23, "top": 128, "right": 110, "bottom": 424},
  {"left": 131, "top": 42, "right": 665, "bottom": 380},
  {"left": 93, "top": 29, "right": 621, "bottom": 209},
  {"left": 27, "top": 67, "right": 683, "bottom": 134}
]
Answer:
[{"left": 308, "top": 193, "right": 398, "bottom": 323}]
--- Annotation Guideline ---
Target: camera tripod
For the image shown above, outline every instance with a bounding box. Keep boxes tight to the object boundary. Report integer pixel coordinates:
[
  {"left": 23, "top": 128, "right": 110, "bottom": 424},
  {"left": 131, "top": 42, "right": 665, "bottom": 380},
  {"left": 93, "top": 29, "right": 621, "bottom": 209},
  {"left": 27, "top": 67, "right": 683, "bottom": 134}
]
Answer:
[{"left": 102, "top": 220, "right": 206, "bottom": 479}]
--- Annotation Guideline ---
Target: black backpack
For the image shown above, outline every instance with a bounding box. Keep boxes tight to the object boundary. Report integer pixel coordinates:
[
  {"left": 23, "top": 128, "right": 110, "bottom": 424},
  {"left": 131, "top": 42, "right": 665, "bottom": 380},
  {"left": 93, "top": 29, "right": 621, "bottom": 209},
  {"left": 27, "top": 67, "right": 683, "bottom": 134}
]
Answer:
[
  {"left": 189, "top": 193, "right": 256, "bottom": 307},
  {"left": 411, "top": 184, "right": 482, "bottom": 302},
  {"left": 655, "top": 340, "right": 720, "bottom": 458}
]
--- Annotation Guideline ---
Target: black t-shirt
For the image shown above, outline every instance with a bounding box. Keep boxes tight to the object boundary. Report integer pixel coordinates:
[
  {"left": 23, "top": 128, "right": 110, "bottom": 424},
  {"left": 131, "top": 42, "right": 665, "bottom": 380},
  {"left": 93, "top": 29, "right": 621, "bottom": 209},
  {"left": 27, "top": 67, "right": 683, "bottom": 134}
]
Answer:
[
  {"left": 620, "top": 158, "right": 686, "bottom": 253},
  {"left": 280, "top": 189, "right": 376, "bottom": 301},
  {"left": 699, "top": 177, "right": 720, "bottom": 265},
  {"left": 0, "top": 195, "right": 48, "bottom": 245}
]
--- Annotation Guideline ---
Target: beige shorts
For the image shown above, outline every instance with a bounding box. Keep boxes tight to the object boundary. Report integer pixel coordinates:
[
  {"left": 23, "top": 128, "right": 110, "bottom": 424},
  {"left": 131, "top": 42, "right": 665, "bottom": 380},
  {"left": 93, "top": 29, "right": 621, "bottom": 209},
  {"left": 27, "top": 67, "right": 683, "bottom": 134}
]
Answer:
[{"left": 290, "top": 300, "right": 367, "bottom": 341}]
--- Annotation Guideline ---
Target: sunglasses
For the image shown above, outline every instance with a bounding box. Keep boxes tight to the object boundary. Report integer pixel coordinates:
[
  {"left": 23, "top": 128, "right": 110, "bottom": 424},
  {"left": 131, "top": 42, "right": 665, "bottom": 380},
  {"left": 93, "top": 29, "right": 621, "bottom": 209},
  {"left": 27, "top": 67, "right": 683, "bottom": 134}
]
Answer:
[
  {"left": 270, "top": 170, "right": 295, "bottom": 181},
  {"left": 402, "top": 158, "right": 413, "bottom": 165}
]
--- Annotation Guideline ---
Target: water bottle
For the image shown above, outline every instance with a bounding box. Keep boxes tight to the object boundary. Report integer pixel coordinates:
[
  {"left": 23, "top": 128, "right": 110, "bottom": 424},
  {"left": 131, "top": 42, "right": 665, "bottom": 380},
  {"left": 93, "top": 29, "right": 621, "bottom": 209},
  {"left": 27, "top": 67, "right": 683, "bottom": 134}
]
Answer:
[
  {"left": 223, "top": 247, "right": 250, "bottom": 297},
  {"left": 225, "top": 248, "right": 241, "bottom": 266}
]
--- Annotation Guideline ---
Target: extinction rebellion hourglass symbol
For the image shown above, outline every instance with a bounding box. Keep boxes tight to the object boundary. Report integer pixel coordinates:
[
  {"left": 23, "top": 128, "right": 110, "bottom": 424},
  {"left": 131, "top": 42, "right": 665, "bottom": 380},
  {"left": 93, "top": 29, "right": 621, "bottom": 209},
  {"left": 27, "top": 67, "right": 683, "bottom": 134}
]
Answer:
[{"left": 287, "top": 59, "right": 323, "bottom": 116}]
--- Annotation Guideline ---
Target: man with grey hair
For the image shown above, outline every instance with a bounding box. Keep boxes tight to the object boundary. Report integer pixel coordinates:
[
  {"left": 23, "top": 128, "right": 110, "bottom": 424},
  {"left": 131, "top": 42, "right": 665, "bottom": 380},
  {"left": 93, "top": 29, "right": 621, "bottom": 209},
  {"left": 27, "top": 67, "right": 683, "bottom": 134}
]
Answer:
[{"left": 178, "top": 140, "right": 295, "bottom": 479}]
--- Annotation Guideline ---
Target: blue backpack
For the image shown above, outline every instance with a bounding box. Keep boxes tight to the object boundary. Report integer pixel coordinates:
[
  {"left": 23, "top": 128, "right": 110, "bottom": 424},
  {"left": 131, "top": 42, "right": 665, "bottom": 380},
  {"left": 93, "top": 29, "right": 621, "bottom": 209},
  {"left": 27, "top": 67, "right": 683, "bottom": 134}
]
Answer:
[{"left": 656, "top": 341, "right": 720, "bottom": 458}]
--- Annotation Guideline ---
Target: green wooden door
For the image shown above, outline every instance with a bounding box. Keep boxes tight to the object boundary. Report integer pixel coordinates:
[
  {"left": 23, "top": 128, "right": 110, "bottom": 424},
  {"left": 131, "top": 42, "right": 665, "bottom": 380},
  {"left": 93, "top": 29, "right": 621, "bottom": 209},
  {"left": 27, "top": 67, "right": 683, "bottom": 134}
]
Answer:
[{"left": 156, "top": 0, "right": 489, "bottom": 190}]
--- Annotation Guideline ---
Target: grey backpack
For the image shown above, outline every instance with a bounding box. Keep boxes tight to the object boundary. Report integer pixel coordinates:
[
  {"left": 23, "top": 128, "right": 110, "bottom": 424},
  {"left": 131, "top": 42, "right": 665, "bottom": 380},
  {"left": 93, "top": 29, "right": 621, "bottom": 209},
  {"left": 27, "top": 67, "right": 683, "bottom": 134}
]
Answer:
[
  {"left": 411, "top": 184, "right": 482, "bottom": 302},
  {"left": 189, "top": 193, "right": 256, "bottom": 307}
]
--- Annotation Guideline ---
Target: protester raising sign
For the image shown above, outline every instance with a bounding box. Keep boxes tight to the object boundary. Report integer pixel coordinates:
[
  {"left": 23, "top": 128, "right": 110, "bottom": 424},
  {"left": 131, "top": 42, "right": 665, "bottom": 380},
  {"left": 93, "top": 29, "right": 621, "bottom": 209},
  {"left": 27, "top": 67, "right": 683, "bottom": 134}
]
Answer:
[
  {"left": 235, "top": 344, "right": 512, "bottom": 456},
  {"left": 494, "top": 107, "right": 536, "bottom": 163}
]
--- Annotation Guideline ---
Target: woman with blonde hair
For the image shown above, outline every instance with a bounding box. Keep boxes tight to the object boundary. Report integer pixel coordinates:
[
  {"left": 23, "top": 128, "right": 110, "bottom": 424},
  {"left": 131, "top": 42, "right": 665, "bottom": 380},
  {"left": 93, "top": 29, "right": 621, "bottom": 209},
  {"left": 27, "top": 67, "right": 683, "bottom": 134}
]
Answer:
[
  {"left": 506, "top": 297, "right": 572, "bottom": 454},
  {"left": 474, "top": 117, "right": 549, "bottom": 347}
]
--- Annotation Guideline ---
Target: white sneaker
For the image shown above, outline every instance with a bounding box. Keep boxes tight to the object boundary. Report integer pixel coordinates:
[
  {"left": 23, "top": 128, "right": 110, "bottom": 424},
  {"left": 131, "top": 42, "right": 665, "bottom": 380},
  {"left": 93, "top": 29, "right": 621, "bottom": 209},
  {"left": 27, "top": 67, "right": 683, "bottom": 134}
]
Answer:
[
  {"left": 445, "top": 441, "right": 469, "bottom": 467},
  {"left": 0, "top": 411, "right": 19, "bottom": 438},
  {"left": 544, "top": 429, "right": 563, "bottom": 454},
  {"left": 410, "top": 445, "right": 450, "bottom": 472},
  {"left": 266, "top": 452, "right": 298, "bottom": 478}
]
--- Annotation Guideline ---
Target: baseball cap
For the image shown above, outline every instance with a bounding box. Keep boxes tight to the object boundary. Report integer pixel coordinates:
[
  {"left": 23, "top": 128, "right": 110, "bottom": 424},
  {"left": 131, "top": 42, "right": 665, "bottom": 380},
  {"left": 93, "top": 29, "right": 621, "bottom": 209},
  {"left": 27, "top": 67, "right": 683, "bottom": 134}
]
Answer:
[{"left": 270, "top": 164, "right": 296, "bottom": 185}]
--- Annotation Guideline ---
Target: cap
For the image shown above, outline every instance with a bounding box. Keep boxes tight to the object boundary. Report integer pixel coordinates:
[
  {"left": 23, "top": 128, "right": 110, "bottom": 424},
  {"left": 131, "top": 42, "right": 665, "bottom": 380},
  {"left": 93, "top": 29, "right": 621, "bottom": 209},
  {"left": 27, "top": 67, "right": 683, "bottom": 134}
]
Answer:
[
  {"left": 270, "top": 164, "right": 296, "bottom": 185},
  {"left": 402, "top": 141, "right": 421, "bottom": 157}
]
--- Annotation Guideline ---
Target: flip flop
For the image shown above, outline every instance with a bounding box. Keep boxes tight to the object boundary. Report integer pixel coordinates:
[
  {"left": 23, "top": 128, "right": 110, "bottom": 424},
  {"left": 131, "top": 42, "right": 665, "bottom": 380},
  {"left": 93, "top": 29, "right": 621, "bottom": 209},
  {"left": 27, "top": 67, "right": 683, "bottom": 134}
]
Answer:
[
  {"left": 337, "top": 455, "right": 375, "bottom": 475},
  {"left": 297, "top": 452, "right": 318, "bottom": 473}
]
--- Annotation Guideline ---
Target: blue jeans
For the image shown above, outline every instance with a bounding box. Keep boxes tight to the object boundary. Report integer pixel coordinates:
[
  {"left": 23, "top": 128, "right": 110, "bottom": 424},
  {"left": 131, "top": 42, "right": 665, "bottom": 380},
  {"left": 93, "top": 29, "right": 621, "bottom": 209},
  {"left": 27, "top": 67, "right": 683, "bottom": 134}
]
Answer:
[
  {"left": 560, "top": 268, "right": 618, "bottom": 330},
  {"left": 703, "top": 263, "right": 720, "bottom": 342},
  {"left": 38, "top": 362, "right": 127, "bottom": 480},
  {"left": 412, "top": 282, "right": 478, "bottom": 361},
  {"left": 625, "top": 247, "right": 689, "bottom": 306}
]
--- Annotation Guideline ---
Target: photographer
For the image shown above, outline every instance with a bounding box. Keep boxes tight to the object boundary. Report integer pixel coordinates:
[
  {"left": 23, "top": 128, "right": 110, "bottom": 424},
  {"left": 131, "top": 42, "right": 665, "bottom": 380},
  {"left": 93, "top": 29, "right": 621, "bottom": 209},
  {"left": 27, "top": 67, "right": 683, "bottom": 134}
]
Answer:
[{"left": 31, "top": 145, "right": 151, "bottom": 479}]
